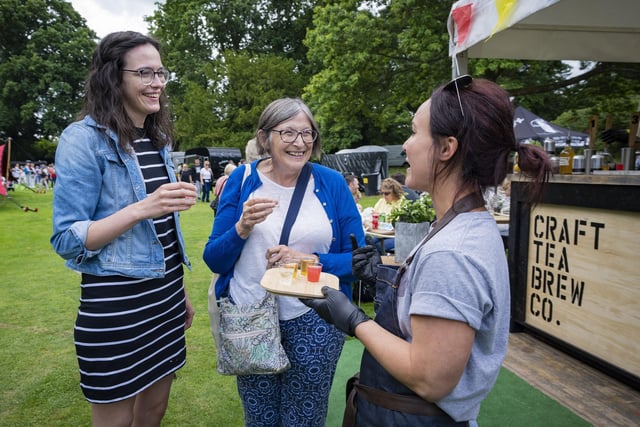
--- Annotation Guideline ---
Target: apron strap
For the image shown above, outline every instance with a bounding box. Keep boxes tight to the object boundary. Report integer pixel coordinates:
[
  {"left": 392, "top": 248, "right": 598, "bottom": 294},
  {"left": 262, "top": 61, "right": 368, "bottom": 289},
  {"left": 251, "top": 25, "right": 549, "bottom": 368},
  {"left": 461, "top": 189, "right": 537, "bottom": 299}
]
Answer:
[{"left": 395, "top": 192, "right": 485, "bottom": 286}]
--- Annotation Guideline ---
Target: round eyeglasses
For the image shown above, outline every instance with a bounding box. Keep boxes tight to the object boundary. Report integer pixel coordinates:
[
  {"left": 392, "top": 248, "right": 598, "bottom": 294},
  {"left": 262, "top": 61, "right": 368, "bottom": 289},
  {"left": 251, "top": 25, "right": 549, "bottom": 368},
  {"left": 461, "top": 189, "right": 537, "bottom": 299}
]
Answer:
[
  {"left": 271, "top": 129, "right": 318, "bottom": 144},
  {"left": 122, "top": 67, "right": 170, "bottom": 85}
]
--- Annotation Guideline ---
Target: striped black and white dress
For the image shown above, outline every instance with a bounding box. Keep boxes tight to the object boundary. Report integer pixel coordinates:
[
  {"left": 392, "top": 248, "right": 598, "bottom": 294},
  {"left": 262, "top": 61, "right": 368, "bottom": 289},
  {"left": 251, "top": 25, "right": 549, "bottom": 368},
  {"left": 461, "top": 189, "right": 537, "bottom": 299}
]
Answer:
[{"left": 74, "top": 136, "right": 187, "bottom": 403}]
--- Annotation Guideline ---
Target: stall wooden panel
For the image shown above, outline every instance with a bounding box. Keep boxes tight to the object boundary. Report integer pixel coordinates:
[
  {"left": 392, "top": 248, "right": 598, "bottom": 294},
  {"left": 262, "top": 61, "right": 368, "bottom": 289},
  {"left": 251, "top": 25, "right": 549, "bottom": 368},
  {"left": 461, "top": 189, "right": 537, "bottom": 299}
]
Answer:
[
  {"left": 525, "top": 204, "right": 640, "bottom": 379},
  {"left": 509, "top": 174, "right": 640, "bottom": 390}
]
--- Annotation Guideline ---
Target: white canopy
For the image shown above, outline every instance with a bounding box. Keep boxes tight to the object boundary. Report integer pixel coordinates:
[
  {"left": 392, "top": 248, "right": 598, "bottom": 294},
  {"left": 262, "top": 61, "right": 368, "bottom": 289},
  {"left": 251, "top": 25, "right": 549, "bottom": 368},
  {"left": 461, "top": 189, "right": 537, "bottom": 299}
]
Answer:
[{"left": 448, "top": 0, "right": 640, "bottom": 75}]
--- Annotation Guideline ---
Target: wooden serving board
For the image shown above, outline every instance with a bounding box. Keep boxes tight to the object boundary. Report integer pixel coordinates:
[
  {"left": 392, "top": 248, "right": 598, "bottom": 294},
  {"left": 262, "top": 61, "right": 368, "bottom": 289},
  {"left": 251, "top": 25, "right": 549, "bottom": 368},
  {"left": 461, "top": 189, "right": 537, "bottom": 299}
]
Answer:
[
  {"left": 373, "top": 228, "right": 395, "bottom": 235},
  {"left": 261, "top": 267, "right": 339, "bottom": 298}
]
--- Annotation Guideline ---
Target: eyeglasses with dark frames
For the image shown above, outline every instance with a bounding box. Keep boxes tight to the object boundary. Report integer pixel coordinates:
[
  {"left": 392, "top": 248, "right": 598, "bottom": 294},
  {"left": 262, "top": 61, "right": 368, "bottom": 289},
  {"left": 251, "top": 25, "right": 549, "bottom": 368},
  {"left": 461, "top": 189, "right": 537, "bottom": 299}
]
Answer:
[
  {"left": 444, "top": 74, "right": 472, "bottom": 118},
  {"left": 271, "top": 129, "right": 318, "bottom": 144},
  {"left": 122, "top": 67, "right": 170, "bottom": 85},
  {"left": 381, "top": 191, "right": 391, "bottom": 196}
]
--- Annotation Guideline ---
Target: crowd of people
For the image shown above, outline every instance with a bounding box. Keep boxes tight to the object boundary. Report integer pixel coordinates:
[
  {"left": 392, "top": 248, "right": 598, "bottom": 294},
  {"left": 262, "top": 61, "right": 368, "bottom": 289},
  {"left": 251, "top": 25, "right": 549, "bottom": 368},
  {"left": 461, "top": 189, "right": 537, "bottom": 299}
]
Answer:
[
  {"left": 176, "top": 158, "right": 244, "bottom": 204},
  {"left": 9, "top": 162, "right": 56, "bottom": 191},
  {"left": 48, "top": 31, "right": 550, "bottom": 427}
]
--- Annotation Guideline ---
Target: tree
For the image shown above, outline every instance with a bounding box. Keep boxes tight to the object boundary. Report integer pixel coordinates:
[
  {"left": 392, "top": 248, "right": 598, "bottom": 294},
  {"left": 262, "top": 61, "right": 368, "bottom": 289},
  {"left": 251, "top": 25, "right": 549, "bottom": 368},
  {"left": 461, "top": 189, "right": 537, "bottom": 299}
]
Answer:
[
  {"left": 304, "top": 0, "right": 463, "bottom": 151},
  {"left": 556, "top": 62, "right": 640, "bottom": 131},
  {"left": 168, "top": 52, "right": 306, "bottom": 150},
  {"left": 0, "top": 0, "right": 96, "bottom": 160},
  {"left": 306, "top": 1, "right": 640, "bottom": 152},
  {"left": 149, "top": 0, "right": 318, "bottom": 152},
  {"left": 2, "top": 1, "right": 637, "bottom": 161}
]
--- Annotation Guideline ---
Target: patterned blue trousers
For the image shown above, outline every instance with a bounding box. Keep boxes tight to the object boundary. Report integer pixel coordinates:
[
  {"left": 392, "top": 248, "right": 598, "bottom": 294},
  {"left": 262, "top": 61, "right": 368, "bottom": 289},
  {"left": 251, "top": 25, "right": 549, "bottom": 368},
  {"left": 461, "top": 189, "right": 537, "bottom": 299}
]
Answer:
[{"left": 236, "top": 309, "right": 346, "bottom": 427}]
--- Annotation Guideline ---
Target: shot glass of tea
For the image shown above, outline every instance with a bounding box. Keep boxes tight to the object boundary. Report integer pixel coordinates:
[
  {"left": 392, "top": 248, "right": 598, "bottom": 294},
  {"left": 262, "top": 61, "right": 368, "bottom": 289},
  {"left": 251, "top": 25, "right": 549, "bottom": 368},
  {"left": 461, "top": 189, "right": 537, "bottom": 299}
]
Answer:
[
  {"left": 299, "top": 257, "right": 316, "bottom": 276},
  {"left": 307, "top": 263, "right": 323, "bottom": 283}
]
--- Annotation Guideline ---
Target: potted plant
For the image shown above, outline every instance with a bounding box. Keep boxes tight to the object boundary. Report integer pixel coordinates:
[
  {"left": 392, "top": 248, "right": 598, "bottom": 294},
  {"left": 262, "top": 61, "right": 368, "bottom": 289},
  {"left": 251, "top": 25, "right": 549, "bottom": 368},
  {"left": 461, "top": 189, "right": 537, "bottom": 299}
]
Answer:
[{"left": 388, "top": 193, "right": 436, "bottom": 262}]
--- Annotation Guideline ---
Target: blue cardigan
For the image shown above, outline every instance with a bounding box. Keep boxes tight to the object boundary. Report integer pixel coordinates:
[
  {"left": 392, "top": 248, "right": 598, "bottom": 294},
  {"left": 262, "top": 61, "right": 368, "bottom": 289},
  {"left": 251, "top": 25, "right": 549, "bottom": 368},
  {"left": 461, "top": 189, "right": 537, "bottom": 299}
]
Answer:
[{"left": 203, "top": 159, "right": 365, "bottom": 300}]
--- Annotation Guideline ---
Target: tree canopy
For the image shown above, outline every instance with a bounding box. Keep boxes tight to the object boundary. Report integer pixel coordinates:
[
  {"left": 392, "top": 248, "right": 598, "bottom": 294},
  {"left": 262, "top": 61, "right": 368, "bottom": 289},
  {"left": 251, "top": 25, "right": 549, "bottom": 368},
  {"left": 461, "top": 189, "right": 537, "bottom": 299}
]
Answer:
[
  {"left": 151, "top": 0, "right": 640, "bottom": 155},
  {"left": 2, "top": 0, "right": 638, "bottom": 161},
  {"left": 0, "top": 0, "right": 96, "bottom": 160},
  {"left": 149, "top": 0, "right": 318, "bottom": 151}
]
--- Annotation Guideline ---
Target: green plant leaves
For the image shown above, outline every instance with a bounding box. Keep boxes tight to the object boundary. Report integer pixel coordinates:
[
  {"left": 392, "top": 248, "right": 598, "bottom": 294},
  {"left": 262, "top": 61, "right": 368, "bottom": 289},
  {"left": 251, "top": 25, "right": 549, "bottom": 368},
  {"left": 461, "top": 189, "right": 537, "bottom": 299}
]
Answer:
[{"left": 388, "top": 193, "right": 435, "bottom": 225}]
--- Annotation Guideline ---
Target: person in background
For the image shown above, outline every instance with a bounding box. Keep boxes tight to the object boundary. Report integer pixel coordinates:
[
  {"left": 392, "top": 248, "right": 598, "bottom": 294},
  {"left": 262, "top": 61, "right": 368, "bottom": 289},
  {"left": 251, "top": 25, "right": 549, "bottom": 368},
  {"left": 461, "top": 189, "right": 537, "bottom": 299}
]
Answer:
[
  {"left": 203, "top": 97, "right": 365, "bottom": 427},
  {"left": 11, "top": 164, "right": 24, "bottom": 186},
  {"left": 38, "top": 164, "right": 49, "bottom": 189},
  {"left": 48, "top": 163, "right": 57, "bottom": 187},
  {"left": 367, "top": 177, "right": 404, "bottom": 253},
  {"left": 25, "top": 163, "right": 36, "bottom": 188},
  {"left": 210, "top": 162, "right": 237, "bottom": 213},
  {"left": 245, "top": 137, "right": 264, "bottom": 163},
  {"left": 1, "top": 175, "right": 13, "bottom": 192},
  {"left": 303, "top": 76, "right": 550, "bottom": 426},
  {"left": 200, "top": 160, "right": 214, "bottom": 202},
  {"left": 50, "top": 31, "right": 196, "bottom": 427},
  {"left": 180, "top": 163, "right": 192, "bottom": 183},
  {"left": 345, "top": 174, "right": 363, "bottom": 211},
  {"left": 213, "top": 163, "right": 237, "bottom": 196},
  {"left": 372, "top": 177, "right": 405, "bottom": 216},
  {"left": 192, "top": 157, "right": 202, "bottom": 200},
  {"left": 391, "top": 172, "right": 420, "bottom": 201}
]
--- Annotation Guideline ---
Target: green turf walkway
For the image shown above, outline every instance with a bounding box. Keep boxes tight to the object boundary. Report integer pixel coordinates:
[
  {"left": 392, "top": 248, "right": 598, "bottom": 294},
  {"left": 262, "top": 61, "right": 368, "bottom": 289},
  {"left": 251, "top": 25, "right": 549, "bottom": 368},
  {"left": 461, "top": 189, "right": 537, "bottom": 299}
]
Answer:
[{"left": 327, "top": 340, "right": 591, "bottom": 427}]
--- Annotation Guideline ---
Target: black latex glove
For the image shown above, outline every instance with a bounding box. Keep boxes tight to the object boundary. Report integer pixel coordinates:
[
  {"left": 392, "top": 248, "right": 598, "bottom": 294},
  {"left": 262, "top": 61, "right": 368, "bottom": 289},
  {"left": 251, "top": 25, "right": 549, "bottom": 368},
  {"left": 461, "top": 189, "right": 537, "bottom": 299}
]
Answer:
[
  {"left": 352, "top": 234, "right": 381, "bottom": 285},
  {"left": 301, "top": 286, "right": 370, "bottom": 336}
]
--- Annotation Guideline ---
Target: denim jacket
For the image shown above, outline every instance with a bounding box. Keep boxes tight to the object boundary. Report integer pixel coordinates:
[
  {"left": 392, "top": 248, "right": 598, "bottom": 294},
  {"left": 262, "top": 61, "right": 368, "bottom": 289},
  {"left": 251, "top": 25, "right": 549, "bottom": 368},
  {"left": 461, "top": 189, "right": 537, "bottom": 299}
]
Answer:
[{"left": 50, "top": 115, "right": 191, "bottom": 278}]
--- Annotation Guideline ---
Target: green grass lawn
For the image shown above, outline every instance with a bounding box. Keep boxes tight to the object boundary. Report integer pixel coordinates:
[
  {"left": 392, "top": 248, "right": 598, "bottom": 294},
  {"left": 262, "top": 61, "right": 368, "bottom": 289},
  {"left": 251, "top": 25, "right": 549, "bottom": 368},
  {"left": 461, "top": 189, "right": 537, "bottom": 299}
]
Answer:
[
  {"left": 0, "top": 186, "right": 590, "bottom": 427},
  {"left": 0, "top": 186, "right": 376, "bottom": 426},
  {"left": 0, "top": 187, "right": 244, "bottom": 425}
]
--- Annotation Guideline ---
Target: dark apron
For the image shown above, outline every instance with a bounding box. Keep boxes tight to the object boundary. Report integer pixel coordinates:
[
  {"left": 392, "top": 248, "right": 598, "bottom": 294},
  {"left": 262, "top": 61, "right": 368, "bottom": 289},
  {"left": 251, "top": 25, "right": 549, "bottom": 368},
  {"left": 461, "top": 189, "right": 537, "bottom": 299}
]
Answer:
[{"left": 347, "top": 193, "right": 485, "bottom": 427}]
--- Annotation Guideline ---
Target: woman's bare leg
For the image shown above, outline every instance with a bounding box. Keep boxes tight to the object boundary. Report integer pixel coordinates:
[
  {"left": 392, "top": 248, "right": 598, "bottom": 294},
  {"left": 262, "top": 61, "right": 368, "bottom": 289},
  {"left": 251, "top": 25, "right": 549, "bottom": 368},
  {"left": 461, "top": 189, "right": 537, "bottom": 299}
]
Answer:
[
  {"left": 132, "top": 374, "right": 175, "bottom": 427},
  {"left": 90, "top": 374, "right": 174, "bottom": 427}
]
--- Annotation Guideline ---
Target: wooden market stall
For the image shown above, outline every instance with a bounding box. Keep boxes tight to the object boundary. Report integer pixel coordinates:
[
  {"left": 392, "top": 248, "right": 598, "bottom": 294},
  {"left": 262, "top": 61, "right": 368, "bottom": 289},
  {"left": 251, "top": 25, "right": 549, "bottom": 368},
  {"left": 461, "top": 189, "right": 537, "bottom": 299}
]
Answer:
[
  {"left": 447, "top": 0, "right": 640, "bottom": 390},
  {"left": 508, "top": 173, "right": 640, "bottom": 389}
]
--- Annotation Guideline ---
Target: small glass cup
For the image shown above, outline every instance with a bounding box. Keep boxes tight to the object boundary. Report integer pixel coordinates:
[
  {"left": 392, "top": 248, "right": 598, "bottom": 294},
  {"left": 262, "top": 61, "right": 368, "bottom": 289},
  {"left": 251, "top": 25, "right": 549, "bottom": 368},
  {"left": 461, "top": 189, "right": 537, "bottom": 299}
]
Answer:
[
  {"left": 276, "top": 257, "right": 299, "bottom": 284},
  {"left": 307, "top": 263, "right": 323, "bottom": 283},
  {"left": 284, "top": 258, "right": 300, "bottom": 280},
  {"left": 299, "top": 257, "right": 316, "bottom": 276}
]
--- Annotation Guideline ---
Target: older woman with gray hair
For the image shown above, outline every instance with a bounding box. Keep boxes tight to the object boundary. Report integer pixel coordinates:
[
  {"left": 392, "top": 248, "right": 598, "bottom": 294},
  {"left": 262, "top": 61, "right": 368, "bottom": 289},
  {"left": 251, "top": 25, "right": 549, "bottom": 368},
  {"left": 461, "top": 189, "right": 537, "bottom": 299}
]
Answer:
[{"left": 203, "top": 97, "right": 365, "bottom": 426}]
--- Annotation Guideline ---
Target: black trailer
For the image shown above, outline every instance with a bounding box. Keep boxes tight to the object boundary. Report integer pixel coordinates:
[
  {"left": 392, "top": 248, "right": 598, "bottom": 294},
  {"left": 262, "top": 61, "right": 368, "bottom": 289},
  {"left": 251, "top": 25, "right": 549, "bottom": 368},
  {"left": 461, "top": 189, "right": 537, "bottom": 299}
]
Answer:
[{"left": 184, "top": 147, "right": 242, "bottom": 179}]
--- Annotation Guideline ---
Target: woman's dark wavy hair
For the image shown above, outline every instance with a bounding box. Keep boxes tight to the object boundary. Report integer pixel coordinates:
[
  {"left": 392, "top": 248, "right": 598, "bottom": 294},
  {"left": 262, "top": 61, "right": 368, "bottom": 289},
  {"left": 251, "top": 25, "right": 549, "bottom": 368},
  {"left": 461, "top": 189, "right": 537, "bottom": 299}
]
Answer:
[
  {"left": 80, "top": 31, "right": 173, "bottom": 150},
  {"left": 429, "top": 77, "right": 550, "bottom": 204}
]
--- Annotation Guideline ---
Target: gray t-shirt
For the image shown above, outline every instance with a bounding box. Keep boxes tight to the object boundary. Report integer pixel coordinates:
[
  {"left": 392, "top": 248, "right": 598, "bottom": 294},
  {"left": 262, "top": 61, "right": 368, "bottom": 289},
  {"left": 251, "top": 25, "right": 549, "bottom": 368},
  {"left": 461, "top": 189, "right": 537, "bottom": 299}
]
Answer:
[{"left": 397, "top": 211, "right": 510, "bottom": 422}]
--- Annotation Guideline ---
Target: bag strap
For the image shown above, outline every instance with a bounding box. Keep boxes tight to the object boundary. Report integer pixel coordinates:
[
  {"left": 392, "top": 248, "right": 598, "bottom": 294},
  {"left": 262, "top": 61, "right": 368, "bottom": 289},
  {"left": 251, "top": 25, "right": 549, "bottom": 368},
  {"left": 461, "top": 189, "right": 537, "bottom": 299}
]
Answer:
[
  {"left": 278, "top": 163, "right": 312, "bottom": 245},
  {"left": 394, "top": 192, "right": 485, "bottom": 287}
]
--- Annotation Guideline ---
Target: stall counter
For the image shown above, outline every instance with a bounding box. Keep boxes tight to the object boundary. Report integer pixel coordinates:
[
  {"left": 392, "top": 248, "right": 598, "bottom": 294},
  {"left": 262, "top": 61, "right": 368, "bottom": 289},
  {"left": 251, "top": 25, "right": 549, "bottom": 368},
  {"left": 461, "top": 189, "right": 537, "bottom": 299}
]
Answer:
[{"left": 508, "top": 172, "right": 640, "bottom": 390}]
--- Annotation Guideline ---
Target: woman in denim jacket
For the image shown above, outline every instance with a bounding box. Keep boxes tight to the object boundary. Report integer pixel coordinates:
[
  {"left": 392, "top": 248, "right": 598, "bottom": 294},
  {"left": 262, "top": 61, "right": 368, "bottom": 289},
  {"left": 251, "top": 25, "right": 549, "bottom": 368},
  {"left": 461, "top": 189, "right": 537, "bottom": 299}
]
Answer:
[
  {"left": 203, "top": 98, "right": 365, "bottom": 426},
  {"left": 50, "top": 32, "right": 197, "bottom": 426}
]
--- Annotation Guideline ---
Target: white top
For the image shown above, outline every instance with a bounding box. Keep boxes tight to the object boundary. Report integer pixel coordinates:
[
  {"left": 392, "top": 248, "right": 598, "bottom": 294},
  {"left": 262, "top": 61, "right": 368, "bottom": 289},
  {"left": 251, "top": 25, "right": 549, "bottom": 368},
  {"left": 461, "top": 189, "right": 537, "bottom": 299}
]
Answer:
[
  {"left": 200, "top": 167, "right": 213, "bottom": 182},
  {"left": 229, "top": 171, "right": 332, "bottom": 321}
]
